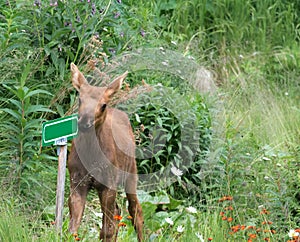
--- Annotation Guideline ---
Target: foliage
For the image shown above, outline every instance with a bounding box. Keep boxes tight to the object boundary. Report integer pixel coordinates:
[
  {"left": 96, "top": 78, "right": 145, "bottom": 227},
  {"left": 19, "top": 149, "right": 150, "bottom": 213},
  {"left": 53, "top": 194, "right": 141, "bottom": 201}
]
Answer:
[
  {"left": 118, "top": 82, "right": 211, "bottom": 198},
  {"left": 0, "top": 0, "right": 300, "bottom": 241}
]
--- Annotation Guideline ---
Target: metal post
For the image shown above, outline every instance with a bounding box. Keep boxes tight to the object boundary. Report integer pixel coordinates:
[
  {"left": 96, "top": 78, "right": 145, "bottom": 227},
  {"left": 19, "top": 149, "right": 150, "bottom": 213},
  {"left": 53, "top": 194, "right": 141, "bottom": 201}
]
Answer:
[{"left": 55, "top": 142, "right": 67, "bottom": 239}]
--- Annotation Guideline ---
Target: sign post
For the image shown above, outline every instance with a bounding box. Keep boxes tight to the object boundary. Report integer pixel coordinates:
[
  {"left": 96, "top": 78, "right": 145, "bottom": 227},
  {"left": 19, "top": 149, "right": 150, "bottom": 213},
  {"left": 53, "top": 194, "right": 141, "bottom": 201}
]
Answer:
[{"left": 42, "top": 114, "right": 78, "bottom": 237}]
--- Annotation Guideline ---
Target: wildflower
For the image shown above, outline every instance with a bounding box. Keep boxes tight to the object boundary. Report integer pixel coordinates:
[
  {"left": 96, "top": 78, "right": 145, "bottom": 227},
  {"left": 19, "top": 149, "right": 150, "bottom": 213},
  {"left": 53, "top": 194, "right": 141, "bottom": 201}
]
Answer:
[
  {"left": 288, "top": 229, "right": 300, "bottom": 238},
  {"left": 33, "top": 0, "right": 41, "bottom": 7},
  {"left": 114, "top": 215, "right": 122, "bottom": 221},
  {"left": 219, "top": 196, "right": 233, "bottom": 202},
  {"left": 118, "top": 222, "right": 126, "bottom": 227},
  {"left": 227, "top": 217, "right": 233, "bottom": 222},
  {"left": 114, "top": 12, "right": 121, "bottom": 18},
  {"left": 231, "top": 225, "right": 240, "bottom": 233},
  {"left": 140, "top": 29, "right": 146, "bottom": 37},
  {"left": 171, "top": 166, "right": 183, "bottom": 177},
  {"left": 93, "top": 212, "right": 103, "bottom": 218},
  {"left": 264, "top": 238, "right": 270, "bottom": 241},
  {"left": 248, "top": 233, "right": 257, "bottom": 239},
  {"left": 208, "top": 238, "right": 213, "bottom": 241},
  {"left": 186, "top": 206, "right": 197, "bottom": 214},
  {"left": 195, "top": 232, "right": 204, "bottom": 242},
  {"left": 260, "top": 208, "right": 270, "bottom": 215},
  {"left": 220, "top": 211, "right": 225, "bottom": 216},
  {"left": 127, "top": 215, "right": 133, "bottom": 220},
  {"left": 91, "top": 3, "right": 96, "bottom": 15},
  {"left": 165, "top": 217, "right": 174, "bottom": 226},
  {"left": 262, "top": 156, "right": 271, "bottom": 161},
  {"left": 262, "top": 221, "right": 273, "bottom": 225},
  {"left": 177, "top": 225, "right": 184, "bottom": 233}
]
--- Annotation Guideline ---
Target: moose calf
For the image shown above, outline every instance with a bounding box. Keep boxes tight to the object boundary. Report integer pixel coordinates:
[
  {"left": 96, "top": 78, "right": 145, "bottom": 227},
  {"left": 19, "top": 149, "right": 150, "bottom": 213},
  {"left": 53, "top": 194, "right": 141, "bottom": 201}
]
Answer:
[{"left": 67, "top": 63, "right": 143, "bottom": 241}]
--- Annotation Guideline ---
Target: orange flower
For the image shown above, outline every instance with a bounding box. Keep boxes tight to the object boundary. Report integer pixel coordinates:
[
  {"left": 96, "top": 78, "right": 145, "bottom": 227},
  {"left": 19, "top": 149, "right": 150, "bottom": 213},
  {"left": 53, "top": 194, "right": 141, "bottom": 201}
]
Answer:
[
  {"left": 127, "top": 215, "right": 133, "bottom": 220},
  {"left": 114, "top": 215, "right": 123, "bottom": 221},
  {"left": 219, "top": 196, "right": 233, "bottom": 202},
  {"left": 231, "top": 225, "right": 240, "bottom": 233},
  {"left": 248, "top": 240, "right": 252, "bottom": 242},
  {"left": 264, "top": 238, "right": 270, "bottom": 241},
  {"left": 226, "top": 206, "right": 234, "bottom": 211},
  {"left": 260, "top": 208, "right": 270, "bottom": 215},
  {"left": 248, "top": 233, "right": 257, "bottom": 239},
  {"left": 75, "top": 237, "right": 81, "bottom": 241},
  {"left": 241, "top": 225, "right": 246, "bottom": 230},
  {"left": 227, "top": 217, "right": 233, "bottom": 222},
  {"left": 220, "top": 211, "right": 225, "bottom": 216},
  {"left": 295, "top": 228, "right": 300, "bottom": 233},
  {"left": 208, "top": 238, "right": 213, "bottom": 241},
  {"left": 271, "top": 229, "right": 276, "bottom": 234},
  {"left": 222, "top": 216, "right": 227, "bottom": 220},
  {"left": 262, "top": 221, "right": 273, "bottom": 225},
  {"left": 118, "top": 222, "right": 126, "bottom": 227},
  {"left": 231, "top": 225, "right": 241, "bottom": 233}
]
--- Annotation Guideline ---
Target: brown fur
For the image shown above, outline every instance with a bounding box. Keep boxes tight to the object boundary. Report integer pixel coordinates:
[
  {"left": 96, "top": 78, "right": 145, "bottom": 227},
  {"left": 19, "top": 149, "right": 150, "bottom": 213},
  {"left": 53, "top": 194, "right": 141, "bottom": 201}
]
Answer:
[{"left": 67, "top": 63, "right": 143, "bottom": 241}]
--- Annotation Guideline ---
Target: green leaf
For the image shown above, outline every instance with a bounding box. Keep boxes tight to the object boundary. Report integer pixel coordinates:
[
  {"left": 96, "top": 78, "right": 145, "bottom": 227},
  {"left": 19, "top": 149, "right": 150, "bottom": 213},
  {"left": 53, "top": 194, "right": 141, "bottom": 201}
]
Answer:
[
  {"left": 8, "top": 99, "right": 22, "bottom": 110},
  {"left": 20, "top": 63, "right": 31, "bottom": 87},
  {"left": 24, "top": 89, "right": 53, "bottom": 99},
  {"left": 157, "top": 116, "right": 162, "bottom": 127},
  {"left": 1, "top": 108, "right": 21, "bottom": 120},
  {"left": 25, "top": 105, "right": 54, "bottom": 116}
]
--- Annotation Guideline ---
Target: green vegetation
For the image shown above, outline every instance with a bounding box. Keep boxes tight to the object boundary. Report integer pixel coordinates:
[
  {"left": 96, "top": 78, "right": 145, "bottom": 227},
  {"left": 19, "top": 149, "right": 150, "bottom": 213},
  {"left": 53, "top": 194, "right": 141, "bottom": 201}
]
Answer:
[{"left": 0, "top": 0, "right": 299, "bottom": 241}]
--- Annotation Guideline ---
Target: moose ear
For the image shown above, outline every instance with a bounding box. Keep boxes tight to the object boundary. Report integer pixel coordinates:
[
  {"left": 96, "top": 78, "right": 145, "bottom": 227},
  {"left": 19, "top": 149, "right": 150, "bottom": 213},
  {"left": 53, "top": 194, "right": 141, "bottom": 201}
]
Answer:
[
  {"left": 70, "top": 63, "right": 88, "bottom": 91},
  {"left": 105, "top": 71, "right": 128, "bottom": 98}
]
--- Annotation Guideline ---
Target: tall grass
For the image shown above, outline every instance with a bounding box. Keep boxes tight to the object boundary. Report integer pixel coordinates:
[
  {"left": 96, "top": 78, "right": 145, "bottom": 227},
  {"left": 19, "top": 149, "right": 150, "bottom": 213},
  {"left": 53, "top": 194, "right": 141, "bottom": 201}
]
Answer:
[{"left": 0, "top": 0, "right": 300, "bottom": 241}]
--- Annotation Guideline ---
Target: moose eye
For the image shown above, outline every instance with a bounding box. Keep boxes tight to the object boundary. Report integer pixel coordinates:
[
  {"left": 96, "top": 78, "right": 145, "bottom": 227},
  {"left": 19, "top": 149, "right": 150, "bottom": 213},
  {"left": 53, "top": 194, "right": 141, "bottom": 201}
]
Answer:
[{"left": 101, "top": 103, "right": 107, "bottom": 112}]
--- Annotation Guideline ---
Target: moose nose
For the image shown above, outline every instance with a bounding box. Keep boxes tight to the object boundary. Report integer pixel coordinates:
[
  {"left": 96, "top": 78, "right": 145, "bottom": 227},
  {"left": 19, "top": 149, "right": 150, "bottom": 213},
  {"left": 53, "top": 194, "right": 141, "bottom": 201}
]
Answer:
[{"left": 78, "top": 115, "right": 94, "bottom": 131}]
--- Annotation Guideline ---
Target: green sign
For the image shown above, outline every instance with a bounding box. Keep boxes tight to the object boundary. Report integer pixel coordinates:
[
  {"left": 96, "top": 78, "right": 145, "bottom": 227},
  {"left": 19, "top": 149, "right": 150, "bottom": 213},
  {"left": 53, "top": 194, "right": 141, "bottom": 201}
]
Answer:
[{"left": 42, "top": 114, "right": 78, "bottom": 147}]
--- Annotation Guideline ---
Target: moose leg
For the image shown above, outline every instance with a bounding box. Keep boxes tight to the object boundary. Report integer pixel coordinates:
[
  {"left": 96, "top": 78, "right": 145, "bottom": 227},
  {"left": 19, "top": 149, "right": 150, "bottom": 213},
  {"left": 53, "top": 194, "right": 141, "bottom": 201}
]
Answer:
[
  {"left": 125, "top": 178, "right": 144, "bottom": 242},
  {"left": 98, "top": 188, "right": 118, "bottom": 242},
  {"left": 68, "top": 182, "right": 89, "bottom": 235}
]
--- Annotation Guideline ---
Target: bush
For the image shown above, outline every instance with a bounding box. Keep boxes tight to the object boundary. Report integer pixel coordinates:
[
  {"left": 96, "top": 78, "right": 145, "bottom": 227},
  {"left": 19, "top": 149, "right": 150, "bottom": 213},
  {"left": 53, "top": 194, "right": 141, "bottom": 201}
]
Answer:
[{"left": 117, "top": 82, "right": 211, "bottom": 200}]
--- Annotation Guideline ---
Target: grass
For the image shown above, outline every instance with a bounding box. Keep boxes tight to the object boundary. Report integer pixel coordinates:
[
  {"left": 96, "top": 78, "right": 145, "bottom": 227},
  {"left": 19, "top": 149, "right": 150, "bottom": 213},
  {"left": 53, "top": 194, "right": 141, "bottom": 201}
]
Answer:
[{"left": 0, "top": 0, "right": 300, "bottom": 241}]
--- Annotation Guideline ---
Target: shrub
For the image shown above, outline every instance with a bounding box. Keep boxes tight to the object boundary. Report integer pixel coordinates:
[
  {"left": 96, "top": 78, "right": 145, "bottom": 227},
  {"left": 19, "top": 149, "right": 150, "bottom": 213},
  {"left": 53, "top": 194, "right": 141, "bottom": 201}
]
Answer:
[{"left": 117, "top": 82, "right": 211, "bottom": 200}]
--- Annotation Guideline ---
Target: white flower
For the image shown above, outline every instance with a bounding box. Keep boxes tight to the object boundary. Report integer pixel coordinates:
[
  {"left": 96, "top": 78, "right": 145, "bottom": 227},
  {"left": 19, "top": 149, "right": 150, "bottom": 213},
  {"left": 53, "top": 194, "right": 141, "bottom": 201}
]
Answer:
[
  {"left": 93, "top": 212, "right": 103, "bottom": 218},
  {"left": 177, "top": 225, "right": 184, "bottom": 233},
  {"left": 186, "top": 206, "right": 197, "bottom": 214},
  {"left": 195, "top": 232, "right": 205, "bottom": 242},
  {"left": 171, "top": 166, "right": 183, "bottom": 177},
  {"left": 165, "top": 217, "right": 174, "bottom": 226},
  {"left": 262, "top": 156, "right": 271, "bottom": 161},
  {"left": 288, "top": 229, "right": 299, "bottom": 238}
]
